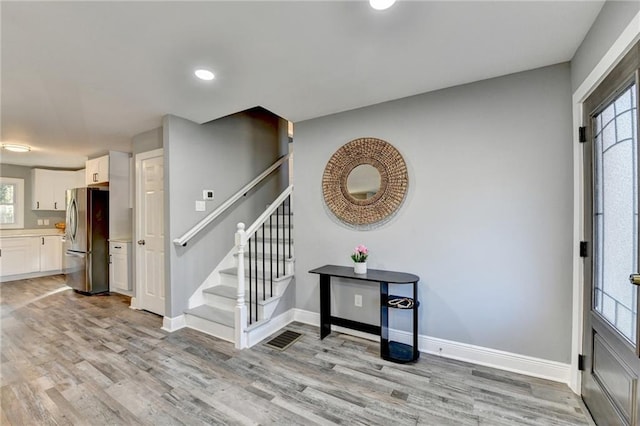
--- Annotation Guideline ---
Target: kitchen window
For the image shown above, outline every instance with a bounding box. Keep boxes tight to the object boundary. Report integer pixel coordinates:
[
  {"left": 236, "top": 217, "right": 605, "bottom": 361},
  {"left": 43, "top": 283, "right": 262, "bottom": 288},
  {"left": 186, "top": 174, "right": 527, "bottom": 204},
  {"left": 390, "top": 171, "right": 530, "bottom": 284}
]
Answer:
[{"left": 0, "top": 177, "right": 24, "bottom": 229}]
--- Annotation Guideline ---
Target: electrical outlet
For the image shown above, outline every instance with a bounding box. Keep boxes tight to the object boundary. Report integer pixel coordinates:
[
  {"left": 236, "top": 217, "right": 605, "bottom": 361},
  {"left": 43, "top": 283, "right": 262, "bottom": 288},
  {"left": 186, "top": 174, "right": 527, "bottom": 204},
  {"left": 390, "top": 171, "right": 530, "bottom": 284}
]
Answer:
[
  {"left": 195, "top": 200, "right": 206, "bottom": 211},
  {"left": 37, "top": 219, "right": 43, "bottom": 225},
  {"left": 354, "top": 294, "right": 363, "bottom": 307},
  {"left": 44, "top": 219, "right": 50, "bottom": 225}
]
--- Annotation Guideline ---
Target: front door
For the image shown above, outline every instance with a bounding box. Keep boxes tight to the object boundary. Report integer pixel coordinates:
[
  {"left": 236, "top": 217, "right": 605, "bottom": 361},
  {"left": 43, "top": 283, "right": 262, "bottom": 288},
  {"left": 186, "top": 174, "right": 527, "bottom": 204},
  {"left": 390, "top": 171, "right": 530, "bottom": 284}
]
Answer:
[
  {"left": 135, "top": 149, "right": 165, "bottom": 316},
  {"left": 582, "top": 43, "right": 640, "bottom": 425}
]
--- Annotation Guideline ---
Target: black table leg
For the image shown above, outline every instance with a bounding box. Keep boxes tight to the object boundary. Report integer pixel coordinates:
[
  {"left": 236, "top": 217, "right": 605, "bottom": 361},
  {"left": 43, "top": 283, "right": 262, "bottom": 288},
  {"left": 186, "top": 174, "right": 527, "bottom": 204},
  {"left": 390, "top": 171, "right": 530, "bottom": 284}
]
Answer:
[
  {"left": 380, "top": 281, "right": 389, "bottom": 359},
  {"left": 413, "top": 280, "right": 420, "bottom": 361},
  {"left": 320, "top": 274, "right": 331, "bottom": 339}
]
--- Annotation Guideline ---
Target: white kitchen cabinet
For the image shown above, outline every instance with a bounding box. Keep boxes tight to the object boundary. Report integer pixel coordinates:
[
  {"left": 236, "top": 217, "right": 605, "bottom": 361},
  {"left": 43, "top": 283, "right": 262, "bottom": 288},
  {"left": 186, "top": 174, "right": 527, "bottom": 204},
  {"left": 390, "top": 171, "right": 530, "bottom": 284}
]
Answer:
[
  {"left": 75, "top": 169, "right": 86, "bottom": 189},
  {"left": 109, "top": 241, "right": 131, "bottom": 293},
  {"left": 40, "top": 235, "right": 62, "bottom": 272},
  {"left": 86, "top": 151, "right": 132, "bottom": 242},
  {"left": 0, "top": 237, "right": 40, "bottom": 276},
  {"left": 32, "top": 168, "right": 77, "bottom": 211},
  {"left": 85, "top": 155, "right": 110, "bottom": 185}
]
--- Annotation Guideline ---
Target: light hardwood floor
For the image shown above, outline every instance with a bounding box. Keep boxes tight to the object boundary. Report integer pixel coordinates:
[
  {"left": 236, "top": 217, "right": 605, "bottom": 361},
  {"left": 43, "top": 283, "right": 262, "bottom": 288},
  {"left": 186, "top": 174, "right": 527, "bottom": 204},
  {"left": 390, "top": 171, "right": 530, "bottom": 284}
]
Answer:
[{"left": 1, "top": 275, "right": 594, "bottom": 425}]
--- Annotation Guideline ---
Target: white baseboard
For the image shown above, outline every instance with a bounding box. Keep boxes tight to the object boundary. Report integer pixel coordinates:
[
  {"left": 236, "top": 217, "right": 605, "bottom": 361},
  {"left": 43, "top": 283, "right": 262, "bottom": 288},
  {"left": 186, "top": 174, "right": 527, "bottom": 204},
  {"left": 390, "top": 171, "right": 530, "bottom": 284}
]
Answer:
[
  {"left": 162, "top": 314, "right": 186, "bottom": 332},
  {"left": 291, "top": 309, "right": 571, "bottom": 385},
  {"left": 399, "top": 329, "right": 570, "bottom": 384},
  {"left": 0, "top": 270, "right": 62, "bottom": 283},
  {"left": 129, "top": 297, "right": 142, "bottom": 310}
]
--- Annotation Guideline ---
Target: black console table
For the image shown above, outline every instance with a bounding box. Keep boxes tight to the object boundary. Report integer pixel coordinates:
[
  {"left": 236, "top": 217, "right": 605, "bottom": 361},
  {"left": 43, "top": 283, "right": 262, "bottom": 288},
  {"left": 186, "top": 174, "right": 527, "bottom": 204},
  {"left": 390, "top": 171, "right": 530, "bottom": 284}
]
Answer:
[{"left": 309, "top": 265, "right": 420, "bottom": 363}]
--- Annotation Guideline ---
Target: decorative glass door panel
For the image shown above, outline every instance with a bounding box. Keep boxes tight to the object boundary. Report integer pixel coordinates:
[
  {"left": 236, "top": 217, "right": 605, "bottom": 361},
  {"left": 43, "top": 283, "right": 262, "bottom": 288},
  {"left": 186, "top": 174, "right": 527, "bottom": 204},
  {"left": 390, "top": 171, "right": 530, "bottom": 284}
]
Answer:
[
  {"left": 592, "top": 83, "right": 638, "bottom": 344},
  {"left": 581, "top": 42, "right": 640, "bottom": 426}
]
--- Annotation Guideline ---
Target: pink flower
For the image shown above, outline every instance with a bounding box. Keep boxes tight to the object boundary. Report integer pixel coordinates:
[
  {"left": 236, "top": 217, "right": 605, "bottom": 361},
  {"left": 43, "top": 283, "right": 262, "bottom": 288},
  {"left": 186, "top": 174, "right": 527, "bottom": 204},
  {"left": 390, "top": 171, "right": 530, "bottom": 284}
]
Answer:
[{"left": 351, "top": 244, "right": 369, "bottom": 263}]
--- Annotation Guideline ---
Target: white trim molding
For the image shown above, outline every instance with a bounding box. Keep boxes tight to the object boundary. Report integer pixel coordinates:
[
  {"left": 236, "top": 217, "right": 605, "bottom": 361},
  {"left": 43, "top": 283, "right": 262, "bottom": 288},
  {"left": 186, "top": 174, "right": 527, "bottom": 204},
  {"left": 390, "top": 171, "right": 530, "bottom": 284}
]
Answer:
[
  {"left": 162, "top": 314, "right": 186, "bottom": 332},
  {"left": 292, "top": 309, "right": 570, "bottom": 384},
  {"left": 246, "top": 309, "right": 296, "bottom": 347},
  {"left": 570, "top": 10, "right": 640, "bottom": 394},
  {"left": 410, "top": 332, "right": 569, "bottom": 384}
]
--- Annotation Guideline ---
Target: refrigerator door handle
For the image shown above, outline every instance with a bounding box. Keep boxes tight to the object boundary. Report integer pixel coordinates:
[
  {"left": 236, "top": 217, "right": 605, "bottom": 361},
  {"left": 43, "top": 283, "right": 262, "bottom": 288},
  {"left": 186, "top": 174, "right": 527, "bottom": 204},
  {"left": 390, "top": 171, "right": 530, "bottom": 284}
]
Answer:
[
  {"left": 68, "top": 198, "right": 78, "bottom": 243},
  {"left": 65, "top": 250, "right": 85, "bottom": 258}
]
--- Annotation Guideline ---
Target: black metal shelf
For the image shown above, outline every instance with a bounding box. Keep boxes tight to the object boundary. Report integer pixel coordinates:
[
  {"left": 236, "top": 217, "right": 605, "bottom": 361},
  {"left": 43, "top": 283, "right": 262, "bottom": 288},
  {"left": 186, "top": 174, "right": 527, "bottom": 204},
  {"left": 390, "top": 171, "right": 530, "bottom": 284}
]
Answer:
[
  {"left": 381, "top": 285, "right": 420, "bottom": 363},
  {"left": 387, "top": 295, "right": 419, "bottom": 310}
]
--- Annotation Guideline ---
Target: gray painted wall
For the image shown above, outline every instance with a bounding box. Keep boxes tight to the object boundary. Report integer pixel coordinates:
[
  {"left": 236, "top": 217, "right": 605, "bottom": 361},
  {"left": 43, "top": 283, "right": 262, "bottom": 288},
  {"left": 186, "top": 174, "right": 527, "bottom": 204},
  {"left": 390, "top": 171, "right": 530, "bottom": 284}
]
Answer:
[
  {"left": 164, "top": 109, "right": 288, "bottom": 317},
  {"left": 132, "top": 127, "right": 163, "bottom": 155},
  {"left": 0, "top": 164, "right": 69, "bottom": 229},
  {"left": 571, "top": 0, "right": 640, "bottom": 91},
  {"left": 294, "top": 63, "right": 573, "bottom": 363}
]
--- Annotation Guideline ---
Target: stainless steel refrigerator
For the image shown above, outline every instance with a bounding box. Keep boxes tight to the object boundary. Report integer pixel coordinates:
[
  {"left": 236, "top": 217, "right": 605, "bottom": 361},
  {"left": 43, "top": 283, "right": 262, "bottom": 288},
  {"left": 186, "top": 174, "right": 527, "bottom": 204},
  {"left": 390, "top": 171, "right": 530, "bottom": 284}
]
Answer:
[{"left": 64, "top": 187, "right": 109, "bottom": 294}]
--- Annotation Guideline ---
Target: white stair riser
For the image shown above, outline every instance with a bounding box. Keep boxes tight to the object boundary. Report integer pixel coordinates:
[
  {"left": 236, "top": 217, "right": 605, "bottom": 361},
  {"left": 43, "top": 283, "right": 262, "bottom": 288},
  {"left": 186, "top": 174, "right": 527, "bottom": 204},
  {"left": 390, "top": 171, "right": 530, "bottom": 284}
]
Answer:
[
  {"left": 232, "top": 257, "right": 294, "bottom": 274},
  {"left": 184, "top": 314, "right": 235, "bottom": 342},
  {"left": 257, "top": 299, "right": 278, "bottom": 321},
  {"left": 201, "top": 295, "right": 278, "bottom": 323},
  {"left": 236, "top": 247, "right": 295, "bottom": 259},
  {"left": 230, "top": 262, "right": 294, "bottom": 276}
]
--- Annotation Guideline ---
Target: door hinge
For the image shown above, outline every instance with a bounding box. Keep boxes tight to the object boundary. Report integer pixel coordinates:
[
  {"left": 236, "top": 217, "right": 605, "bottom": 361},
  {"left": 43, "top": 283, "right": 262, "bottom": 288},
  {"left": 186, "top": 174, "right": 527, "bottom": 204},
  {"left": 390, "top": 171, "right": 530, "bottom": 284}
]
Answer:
[
  {"left": 578, "top": 354, "right": 586, "bottom": 371},
  {"left": 580, "top": 241, "right": 588, "bottom": 258},
  {"left": 579, "top": 126, "right": 586, "bottom": 143}
]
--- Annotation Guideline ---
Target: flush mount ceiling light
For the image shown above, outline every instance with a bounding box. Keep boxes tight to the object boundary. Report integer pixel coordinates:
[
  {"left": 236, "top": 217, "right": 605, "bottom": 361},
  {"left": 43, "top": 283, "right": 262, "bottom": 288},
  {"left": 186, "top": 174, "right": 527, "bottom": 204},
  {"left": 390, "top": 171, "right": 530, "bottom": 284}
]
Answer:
[
  {"left": 194, "top": 69, "right": 215, "bottom": 81},
  {"left": 370, "top": 0, "right": 396, "bottom": 10},
  {"left": 2, "top": 144, "right": 31, "bottom": 153}
]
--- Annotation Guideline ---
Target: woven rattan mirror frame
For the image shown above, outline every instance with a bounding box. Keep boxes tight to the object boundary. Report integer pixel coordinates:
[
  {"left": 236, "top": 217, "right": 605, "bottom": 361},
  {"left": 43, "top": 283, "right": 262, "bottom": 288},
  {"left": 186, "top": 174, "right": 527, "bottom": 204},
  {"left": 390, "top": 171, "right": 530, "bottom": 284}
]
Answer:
[{"left": 322, "top": 137, "right": 408, "bottom": 227}]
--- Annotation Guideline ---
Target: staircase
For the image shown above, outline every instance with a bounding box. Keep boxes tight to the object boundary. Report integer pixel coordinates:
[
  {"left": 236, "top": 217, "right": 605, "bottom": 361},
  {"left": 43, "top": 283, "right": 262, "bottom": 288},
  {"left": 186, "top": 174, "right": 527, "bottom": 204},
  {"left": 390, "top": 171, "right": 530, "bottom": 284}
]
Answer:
[{"left": 183, "top": 188, "right": 294, "bottom": 348}]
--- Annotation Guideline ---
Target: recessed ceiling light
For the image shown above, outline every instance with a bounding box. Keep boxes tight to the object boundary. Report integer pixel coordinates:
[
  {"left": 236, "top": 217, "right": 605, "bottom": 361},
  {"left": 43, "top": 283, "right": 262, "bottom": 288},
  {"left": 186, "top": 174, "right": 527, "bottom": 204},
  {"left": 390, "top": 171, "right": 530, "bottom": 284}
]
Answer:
[
  {"left": 194, "top": 69, "right": 215, "bottom": 81},
  {"left": 370, "top": 0, "right": 396, "bottom": 10},
  {"left": 2, "top": 144, "right": 31, "bottom": 153}
]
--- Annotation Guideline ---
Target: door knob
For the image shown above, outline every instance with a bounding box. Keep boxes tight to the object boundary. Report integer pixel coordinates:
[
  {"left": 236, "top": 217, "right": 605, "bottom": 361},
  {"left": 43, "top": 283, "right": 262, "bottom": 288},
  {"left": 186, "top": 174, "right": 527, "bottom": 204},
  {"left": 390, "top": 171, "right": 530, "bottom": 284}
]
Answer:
[
  {"left": 630, "top": 274, "right": 640, "bottom": 286},
  {"left": 137, "top": 240, "right": 146, "bottom": 245}
]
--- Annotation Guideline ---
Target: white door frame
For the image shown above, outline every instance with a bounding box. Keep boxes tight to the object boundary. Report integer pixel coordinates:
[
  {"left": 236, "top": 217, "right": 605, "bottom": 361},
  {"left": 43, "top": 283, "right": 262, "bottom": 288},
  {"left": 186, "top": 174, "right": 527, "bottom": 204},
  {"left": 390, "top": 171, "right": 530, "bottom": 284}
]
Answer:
[
  {"left": 131, "top": 148, "right": 164, "bottom": 313},
  {"left": 570, "top": 13, "right": 640, "bottom": 394}
]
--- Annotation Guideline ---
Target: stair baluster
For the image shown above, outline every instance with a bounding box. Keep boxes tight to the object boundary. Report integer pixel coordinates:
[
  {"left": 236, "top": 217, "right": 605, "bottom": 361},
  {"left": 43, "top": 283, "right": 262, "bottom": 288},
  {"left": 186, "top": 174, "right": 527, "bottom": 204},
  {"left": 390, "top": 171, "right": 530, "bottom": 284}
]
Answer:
[{"left": 231, "top": 185, "right": 293, "bottom": 349}]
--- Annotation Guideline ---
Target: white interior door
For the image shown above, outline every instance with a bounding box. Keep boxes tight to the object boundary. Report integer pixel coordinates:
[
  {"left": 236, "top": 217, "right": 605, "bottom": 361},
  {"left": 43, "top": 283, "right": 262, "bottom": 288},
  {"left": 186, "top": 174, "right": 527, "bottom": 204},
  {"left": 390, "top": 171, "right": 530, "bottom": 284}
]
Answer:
[{"left": 135, "top": 149, "right": 165, "bottom": 316}]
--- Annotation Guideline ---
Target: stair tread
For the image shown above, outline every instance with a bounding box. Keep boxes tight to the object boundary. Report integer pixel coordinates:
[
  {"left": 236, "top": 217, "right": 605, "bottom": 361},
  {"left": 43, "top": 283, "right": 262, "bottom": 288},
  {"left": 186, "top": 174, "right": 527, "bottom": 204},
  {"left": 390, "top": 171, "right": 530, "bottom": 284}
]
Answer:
[
  {"left": 204, "top": 285, "right": 237, "bottom": 298},
  {"left": 184, "top": 305, "right": 234, "bottom": 327},
  {"left": 204, "top": 285, "right": 275, "bottom": 297}
]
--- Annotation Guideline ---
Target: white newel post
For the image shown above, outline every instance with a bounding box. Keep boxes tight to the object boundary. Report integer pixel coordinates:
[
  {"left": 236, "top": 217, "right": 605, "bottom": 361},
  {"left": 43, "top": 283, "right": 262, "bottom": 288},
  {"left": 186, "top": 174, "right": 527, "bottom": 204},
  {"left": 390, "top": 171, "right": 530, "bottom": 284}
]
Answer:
[{"left": 234, "top": 223, "right": 248, "bottom": 349}]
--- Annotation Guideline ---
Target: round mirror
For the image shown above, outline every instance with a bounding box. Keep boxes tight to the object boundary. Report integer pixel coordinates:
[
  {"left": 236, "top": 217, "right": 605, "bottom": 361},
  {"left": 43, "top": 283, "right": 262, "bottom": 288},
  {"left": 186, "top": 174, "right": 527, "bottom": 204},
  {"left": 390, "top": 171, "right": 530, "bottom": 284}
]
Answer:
[
  {"left": 347, "top": 164, "right": 381, "bottom": 200},
  {"left": 322, "top": 137, "right": 408, "bottom": 228}
]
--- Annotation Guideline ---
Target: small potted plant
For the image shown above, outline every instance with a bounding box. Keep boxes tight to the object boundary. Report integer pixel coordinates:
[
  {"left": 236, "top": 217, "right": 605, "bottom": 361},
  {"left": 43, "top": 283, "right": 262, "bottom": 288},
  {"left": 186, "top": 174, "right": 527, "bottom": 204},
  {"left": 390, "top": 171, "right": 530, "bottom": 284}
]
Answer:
[{"left": 351, "top": 244, "right": 368, "bottom": 274}]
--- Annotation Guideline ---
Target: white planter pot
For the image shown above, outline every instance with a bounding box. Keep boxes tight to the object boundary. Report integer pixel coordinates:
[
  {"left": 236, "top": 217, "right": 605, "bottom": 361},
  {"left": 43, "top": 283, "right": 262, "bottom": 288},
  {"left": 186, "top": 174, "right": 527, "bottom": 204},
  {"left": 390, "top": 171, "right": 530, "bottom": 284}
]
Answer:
[{"left": 354, "top": 262, "right": 367, "bottom": 274}]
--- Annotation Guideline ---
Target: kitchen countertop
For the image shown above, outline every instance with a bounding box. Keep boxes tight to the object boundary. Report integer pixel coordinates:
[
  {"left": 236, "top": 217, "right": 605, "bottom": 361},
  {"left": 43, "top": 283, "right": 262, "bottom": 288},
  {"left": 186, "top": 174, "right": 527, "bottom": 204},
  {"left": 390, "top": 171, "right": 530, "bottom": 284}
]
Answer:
[
  {"left": 109, "top": 238, "right": 132, "bottom": 243},
  {"left": 0, "top": 229, "right": 65, "bottom": 238}
]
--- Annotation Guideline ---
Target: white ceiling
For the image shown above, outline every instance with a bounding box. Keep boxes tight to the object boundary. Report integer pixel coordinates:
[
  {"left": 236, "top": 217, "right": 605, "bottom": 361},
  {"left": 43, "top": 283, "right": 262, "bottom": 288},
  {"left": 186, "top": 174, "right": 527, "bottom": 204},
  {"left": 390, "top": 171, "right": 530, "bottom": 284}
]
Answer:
[{"left": 1, "top": 1, "right": 604, "bottom": 169}]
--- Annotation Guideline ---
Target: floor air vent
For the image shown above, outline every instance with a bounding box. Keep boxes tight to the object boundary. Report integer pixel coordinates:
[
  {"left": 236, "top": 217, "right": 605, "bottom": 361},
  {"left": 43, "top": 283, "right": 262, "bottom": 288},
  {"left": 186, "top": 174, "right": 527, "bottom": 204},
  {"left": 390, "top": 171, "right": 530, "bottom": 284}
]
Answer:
[{"left": 264, "top": 330, "right": 303, "bottom": 351}]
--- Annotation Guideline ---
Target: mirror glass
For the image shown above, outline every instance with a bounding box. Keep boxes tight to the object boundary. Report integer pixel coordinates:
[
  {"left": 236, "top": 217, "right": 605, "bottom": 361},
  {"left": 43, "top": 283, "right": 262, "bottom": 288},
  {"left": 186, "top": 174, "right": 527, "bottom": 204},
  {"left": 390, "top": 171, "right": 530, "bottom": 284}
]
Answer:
[{"left": 347, "top": 164, "right": 381, "bottom": 200}]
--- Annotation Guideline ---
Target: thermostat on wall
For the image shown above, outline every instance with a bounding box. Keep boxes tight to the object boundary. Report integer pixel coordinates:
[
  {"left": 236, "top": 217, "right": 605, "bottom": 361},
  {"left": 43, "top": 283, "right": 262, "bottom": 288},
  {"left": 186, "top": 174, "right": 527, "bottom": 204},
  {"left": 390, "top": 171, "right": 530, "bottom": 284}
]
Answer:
[{"left": 203, "top": 190, "right": 214, "bottom": 200}]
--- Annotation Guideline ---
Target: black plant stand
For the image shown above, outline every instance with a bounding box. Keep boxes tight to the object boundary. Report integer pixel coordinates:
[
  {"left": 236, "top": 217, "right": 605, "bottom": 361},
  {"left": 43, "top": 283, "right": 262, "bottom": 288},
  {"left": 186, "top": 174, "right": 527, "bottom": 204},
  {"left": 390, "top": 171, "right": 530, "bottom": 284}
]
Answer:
[{"left": 309, "top": 265, "right": 420, "bottom": 363}]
